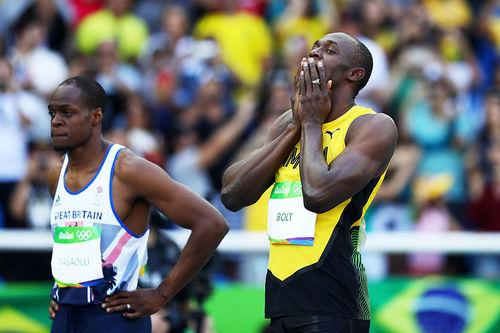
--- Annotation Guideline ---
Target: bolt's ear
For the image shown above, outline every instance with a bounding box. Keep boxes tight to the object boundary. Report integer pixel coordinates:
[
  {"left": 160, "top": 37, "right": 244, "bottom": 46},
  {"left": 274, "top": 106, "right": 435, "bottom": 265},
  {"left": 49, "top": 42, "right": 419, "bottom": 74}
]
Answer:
[{"left": 347, "top": 67, "right": 365, "bottom": 83}]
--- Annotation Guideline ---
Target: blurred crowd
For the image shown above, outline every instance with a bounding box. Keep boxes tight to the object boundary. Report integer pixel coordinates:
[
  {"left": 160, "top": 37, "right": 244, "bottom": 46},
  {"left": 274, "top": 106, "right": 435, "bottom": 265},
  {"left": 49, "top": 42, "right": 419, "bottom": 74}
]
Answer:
[{"left": 0, "top": 0, "right": 499, "bottom": 282}]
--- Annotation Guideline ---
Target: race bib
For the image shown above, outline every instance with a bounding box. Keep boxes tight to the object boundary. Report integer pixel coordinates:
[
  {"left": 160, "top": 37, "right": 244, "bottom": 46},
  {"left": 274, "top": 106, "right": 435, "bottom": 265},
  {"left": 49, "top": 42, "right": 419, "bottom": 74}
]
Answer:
[
  {"left": 267, "top": 181, "right": 317, "bottom": 246},
  {"left": 51, "top": 226, "right": 104, "bottom": 286}
]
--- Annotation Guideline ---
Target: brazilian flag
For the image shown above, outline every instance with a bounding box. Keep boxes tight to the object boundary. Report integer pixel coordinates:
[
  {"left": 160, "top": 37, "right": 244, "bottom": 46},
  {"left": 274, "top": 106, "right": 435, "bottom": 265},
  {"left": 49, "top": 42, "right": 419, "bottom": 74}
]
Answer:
[{"left": 370, "top": 277, "right": 500, "bottom": 333}]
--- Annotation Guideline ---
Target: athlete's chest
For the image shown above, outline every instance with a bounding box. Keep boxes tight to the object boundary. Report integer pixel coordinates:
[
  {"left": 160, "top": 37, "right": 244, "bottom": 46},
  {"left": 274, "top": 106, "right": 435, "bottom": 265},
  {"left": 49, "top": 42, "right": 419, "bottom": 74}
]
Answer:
[{"left": 278, "top": 126, "right": 346, "bottom": 178}]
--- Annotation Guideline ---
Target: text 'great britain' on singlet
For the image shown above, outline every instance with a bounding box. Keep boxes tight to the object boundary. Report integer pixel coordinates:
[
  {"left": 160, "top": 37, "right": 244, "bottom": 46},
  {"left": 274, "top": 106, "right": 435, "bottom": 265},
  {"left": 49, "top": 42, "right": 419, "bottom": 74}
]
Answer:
[{"left": 50, "top": 143, "right": 149, "bottom": 305}]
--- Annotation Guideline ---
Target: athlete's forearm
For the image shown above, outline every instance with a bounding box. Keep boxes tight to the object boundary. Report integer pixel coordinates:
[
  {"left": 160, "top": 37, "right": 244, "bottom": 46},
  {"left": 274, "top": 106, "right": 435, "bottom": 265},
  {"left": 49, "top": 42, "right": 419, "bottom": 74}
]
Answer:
[
  {"left": 156, "top": 217, "right": 228, "bottom": 304},
  {"left": 299, "top": 122, "right": 347, "bottom": 213},
  {"left": 221, "top": 123, "right": 299, "bottom": 211},
  {"left": 299, "top": 120, "right": 388, "bottom": 213}
]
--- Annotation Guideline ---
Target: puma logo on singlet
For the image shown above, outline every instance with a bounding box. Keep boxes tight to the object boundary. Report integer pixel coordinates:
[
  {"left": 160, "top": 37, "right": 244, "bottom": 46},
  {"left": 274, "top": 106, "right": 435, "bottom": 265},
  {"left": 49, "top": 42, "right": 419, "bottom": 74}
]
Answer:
[{"left": 325, "top": 128, "right": 340, "bottom": 139}]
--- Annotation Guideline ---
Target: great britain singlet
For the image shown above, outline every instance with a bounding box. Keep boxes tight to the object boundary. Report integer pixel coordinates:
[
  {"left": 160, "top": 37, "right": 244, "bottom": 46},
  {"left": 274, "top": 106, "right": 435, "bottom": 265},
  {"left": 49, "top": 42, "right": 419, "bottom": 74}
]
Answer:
[
  {"left": 50, "top": 143, "right": 149, "bottom": 305},
  {"left": 265, "top": 105, "right": 387, "bottom": 320}
]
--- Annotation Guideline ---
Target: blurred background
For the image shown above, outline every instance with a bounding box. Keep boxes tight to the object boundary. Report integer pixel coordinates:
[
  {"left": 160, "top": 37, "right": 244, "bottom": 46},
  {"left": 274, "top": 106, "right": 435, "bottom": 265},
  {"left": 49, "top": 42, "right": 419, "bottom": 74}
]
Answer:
[{"left": 0, "top": 0, "right": 499, "bottom": 332}]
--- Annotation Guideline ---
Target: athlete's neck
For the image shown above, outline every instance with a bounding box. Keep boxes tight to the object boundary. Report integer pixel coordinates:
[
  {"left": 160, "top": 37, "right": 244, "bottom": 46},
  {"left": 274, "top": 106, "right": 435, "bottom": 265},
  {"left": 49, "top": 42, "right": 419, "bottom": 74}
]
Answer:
[
  {"left": 326, "top": 99, "right": 356, "bottom": 123},
  {"left": 67, "top": 137, "right": 109, "bottom": 172}
]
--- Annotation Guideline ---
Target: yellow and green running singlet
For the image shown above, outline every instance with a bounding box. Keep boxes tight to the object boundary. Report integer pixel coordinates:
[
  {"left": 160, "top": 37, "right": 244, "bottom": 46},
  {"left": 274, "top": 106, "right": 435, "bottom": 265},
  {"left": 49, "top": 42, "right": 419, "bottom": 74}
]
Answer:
[{"left": 265, "top": 105, "right": 387, "bottom": 320}]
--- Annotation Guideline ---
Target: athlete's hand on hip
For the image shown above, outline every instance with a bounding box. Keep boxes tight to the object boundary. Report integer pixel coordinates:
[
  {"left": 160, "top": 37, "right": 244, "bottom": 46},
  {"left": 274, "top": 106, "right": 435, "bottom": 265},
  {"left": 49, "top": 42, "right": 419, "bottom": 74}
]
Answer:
[
  {"left": 102, "top": 288, "right": 165, "bottom": 318},
  {"left": 48, "top": 300, "right": 59, "bottom": 319},
  {"left": 298, "top": 57, "right": 332, "bottom": 125}
]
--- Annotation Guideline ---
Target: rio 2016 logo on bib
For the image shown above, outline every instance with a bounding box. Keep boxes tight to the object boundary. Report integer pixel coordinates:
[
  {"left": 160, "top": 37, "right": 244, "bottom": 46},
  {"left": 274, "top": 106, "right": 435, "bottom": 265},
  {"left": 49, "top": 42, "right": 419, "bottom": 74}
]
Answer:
[
  {"left": 76, "top": 230, "right": 93, "bottom": 241},
  {"left": 54, "top": 226, "right": 100, "bottom": 244}
]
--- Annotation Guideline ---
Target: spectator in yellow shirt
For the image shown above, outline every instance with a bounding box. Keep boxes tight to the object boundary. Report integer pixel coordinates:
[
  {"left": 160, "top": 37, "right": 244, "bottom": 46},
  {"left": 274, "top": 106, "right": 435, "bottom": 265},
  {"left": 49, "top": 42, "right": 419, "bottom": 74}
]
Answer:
[
  {"left": 75, "top": 0, "right": 148, "bottom": 61},
  {"left": 273, "top": 0, "right": 332, "bottom": 54},
  {"left": 193, "top": 1, "right": 272, "bottom": 88},
  {"left": 422, "top": 0, "right": 471, "bottom": 29}
]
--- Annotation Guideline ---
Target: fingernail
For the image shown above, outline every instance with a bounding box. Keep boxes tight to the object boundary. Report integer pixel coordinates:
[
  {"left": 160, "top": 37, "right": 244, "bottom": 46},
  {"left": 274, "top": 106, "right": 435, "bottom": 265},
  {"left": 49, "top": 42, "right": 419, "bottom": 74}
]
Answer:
[
  {"left": 107, "top": 308, "right": 111, "bottom": 313},
  {"left": 303, "top": 62, "right": 308, "bottom": 67},
  {"left": 318, "top": 61, "right": 323, "bottom": 67},
  {"left": 300, "top": 71, "right": 304, "bottom": 75},
  {"left": 101, "top": 304, "right": 106, "bottom": 308},
  {"left": 309, "top": 58, "right": 314, "bottom": 63}
]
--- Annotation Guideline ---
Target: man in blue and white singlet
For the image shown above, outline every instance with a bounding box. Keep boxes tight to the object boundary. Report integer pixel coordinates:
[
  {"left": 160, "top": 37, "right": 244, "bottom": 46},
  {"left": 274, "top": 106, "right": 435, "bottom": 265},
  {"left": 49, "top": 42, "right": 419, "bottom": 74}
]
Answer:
[{"left": 46, "top": 76, "right": 228, "bottom": 332}]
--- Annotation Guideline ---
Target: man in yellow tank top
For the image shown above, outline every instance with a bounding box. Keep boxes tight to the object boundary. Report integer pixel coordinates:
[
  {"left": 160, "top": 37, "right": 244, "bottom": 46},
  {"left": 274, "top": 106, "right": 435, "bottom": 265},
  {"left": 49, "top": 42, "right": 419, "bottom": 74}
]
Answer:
[{"left": 221, "top": 32, "right": 397, "bottom": 333}]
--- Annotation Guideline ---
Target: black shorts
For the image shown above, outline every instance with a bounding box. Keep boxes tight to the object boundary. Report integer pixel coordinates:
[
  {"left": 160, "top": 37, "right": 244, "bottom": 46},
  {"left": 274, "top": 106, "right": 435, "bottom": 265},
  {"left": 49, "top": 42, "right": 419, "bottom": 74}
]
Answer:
[
  {"left": 51, "top": 303, "right": 151, "bottom": 333},
  {"left": 270, "top": 315, "right": 370, "bottom": 333}
]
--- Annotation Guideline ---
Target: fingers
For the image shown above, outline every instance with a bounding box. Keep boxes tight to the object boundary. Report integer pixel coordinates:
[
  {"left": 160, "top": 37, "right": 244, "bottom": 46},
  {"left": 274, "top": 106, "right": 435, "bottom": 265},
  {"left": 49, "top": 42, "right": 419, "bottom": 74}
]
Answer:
[
  {"left": 102, "top": 296, "right": 131, "bottom": 311},
  {"left": 105, "top": 291, "right": 129, "bottom": 302},
  {"left": 48, "top": 306, "right": 56, "bottom": 319},
  {"left": 102, "top": 291, "right": 149, "bottom": 317},
  {"left": 102, "top": 292, "right": 133, "bottom": 313},
  {"left": 301, "top": 58, "right": 325, "bottom": 94},
  {"left": 103, "top": 302, "right": 130, "bottom": 314},
  {"left": 123, "top": 311, "right": 142, "bottom": 319},
  {"left": 317, "top": 61, "right": 328, "bottom": 93},
  {"left": 293, "top": 58, "right": 305, "bottom": 89},
  {"left": 303, "top": 59, "right": 312, "bottom": 93},
  {"left": 48, "top": 300, "right": 59, "bottom": 320},
  {"left": 299, "top": 70, "right": 306, "bottom": 96},
  {"left": 309, "top": 58, "right": 321, "bottom": 93},
  {"left": 316, "top": 60, "right": 333, "bottom": 93},
  {"left": 102, "top": 300, "right": 144, "bottom": 318},
  {"left": 103, "top": 300, "right": 141, "bottom": 317}
]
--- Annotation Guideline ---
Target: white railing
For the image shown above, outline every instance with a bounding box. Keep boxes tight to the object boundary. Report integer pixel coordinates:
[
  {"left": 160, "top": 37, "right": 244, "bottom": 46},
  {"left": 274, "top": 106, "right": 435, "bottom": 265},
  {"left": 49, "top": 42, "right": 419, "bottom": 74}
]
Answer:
[{"left": 1, "top": 230, "right": 500, "bottom": 254}]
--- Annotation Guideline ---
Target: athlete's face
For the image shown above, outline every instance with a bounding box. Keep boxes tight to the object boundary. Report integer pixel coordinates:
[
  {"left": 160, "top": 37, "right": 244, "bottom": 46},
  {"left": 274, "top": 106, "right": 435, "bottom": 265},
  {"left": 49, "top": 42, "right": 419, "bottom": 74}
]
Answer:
[
  {"left": 308, "top": 33, "right": 359, "bottom": 86},
  {"left": 48, "top": 84, "right": 96, "bottom": 151}
]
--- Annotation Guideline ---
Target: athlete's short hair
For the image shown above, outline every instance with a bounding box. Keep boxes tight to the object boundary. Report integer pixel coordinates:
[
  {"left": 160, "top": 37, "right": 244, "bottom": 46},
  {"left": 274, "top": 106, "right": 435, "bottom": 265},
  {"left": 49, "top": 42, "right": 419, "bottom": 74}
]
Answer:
[
  {"left": 351, "top": 38, "right": 373, "bottom": 97},
  {"left": 59, "top": 76, "right": 107, "bottom": 113}
]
